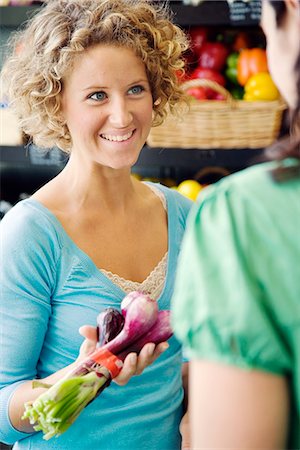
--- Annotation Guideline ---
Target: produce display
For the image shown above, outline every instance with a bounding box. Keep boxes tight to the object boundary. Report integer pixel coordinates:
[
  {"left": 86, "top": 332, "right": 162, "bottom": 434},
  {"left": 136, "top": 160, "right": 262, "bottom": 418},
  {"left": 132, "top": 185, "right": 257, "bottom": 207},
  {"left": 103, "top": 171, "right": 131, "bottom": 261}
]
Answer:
[
  {"left": 183, "top": 26, "right": 280, "bottom": 102},
  {"left": 22, "top": 291, "right": 173, "bottom": 440}
]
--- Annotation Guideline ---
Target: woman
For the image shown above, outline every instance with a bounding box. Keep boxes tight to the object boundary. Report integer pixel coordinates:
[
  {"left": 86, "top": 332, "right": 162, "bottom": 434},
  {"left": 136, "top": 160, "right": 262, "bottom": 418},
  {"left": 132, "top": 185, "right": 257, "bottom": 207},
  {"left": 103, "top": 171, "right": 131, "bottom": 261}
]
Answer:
[
  {"left": 0, "top": 1, "right": 192, "bottom": 449},
  {"left": 172, "top": 0, "right": 300, "bottom": 448}
]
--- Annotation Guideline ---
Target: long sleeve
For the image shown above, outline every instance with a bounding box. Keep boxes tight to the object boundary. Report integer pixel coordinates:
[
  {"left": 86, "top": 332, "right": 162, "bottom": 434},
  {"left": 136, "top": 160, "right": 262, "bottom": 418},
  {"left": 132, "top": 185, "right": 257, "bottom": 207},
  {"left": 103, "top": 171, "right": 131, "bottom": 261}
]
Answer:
[{"left": 0, "top": 202, "right": 60, "bottom": 444}]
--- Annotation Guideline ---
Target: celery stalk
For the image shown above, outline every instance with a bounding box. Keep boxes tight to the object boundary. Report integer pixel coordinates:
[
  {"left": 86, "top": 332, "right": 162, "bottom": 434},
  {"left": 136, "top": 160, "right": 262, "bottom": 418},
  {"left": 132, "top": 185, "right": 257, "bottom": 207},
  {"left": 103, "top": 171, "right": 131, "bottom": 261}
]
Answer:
[{"left": 22, "top": 371, "right": 108, "bottom": 440}]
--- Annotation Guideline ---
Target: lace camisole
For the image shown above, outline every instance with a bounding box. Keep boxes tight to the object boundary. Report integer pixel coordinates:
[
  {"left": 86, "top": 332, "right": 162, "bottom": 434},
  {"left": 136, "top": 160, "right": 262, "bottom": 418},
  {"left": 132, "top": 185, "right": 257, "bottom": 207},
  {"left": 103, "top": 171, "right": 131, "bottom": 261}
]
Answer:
[{"left": 100, "top": 184, "right": 167, "bottom": 301}]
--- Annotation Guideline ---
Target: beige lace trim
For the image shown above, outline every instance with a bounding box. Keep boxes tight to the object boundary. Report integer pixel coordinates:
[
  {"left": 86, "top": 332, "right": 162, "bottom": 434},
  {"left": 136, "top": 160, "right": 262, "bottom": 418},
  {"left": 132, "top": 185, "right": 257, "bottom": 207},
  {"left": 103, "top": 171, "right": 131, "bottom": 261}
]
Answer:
[
  {"left": 100, "top": 184, "right": 168, "bottom": 300},
  {"left": 101, "top": 252, "right": 167, "bottom": 300}
]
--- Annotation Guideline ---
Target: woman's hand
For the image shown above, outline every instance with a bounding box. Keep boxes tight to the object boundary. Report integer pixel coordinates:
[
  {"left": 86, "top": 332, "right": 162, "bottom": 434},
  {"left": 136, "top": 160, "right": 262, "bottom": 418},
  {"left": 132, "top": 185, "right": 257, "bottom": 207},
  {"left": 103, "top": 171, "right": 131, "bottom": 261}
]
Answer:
[{"left": 78, "top": 325, "right": 169, "bottom": 385}]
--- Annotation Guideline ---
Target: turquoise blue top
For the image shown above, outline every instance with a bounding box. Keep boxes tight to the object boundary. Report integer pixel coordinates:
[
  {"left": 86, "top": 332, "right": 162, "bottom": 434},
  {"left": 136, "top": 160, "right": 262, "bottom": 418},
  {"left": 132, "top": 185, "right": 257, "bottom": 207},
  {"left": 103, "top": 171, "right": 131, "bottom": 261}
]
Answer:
[
  {"left": 172, "top": 161, "right": 300, "bottom": 448},
  {"left": 0, "top": 183, "right": 192, "bottom": 450}
]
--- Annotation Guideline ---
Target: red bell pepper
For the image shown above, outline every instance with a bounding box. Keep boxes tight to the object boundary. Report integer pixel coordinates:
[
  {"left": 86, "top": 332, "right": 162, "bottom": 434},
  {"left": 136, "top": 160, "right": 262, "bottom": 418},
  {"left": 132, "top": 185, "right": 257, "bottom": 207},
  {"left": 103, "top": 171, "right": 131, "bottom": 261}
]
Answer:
[{"left": 198, "top": 41, "right": 229, "bottom": 71}]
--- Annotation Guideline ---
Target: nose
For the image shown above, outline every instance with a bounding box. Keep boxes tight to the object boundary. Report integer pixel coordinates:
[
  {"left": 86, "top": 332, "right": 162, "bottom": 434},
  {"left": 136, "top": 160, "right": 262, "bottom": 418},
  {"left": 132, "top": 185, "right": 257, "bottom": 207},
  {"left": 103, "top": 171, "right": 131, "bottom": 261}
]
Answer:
[{"left": 109, "top": 96, "right": 133, "bottom": 128}]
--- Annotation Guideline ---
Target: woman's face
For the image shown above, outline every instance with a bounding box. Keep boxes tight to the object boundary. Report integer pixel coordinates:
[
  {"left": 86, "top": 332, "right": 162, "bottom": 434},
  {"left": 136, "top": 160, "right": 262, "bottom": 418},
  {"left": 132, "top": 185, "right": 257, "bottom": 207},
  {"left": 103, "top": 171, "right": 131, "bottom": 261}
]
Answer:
[
  {"left": 61, "top": 45, "right": 153, "bottom": 170},
  {"left": 260, "top": 0, "right": 300, "bottom": 109}
]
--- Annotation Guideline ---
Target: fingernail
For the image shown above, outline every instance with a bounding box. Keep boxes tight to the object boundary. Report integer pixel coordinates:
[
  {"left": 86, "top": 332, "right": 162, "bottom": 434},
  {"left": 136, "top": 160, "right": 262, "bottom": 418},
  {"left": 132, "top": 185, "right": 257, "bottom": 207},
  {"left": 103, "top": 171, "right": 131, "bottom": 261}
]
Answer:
[{"left": 160, "top": 343, "right": 169, "bottom": 352}]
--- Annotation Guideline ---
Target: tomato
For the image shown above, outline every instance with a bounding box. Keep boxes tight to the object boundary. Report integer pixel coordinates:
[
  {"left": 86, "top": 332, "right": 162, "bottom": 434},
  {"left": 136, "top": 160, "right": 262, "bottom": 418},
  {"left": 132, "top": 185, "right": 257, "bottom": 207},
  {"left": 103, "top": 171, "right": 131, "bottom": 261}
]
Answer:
[
  {"left": 212, "top": 92, "right": 226, "bottom": 101},
  {"left": 186, "top": 87, "right": 208, "bottom": 100},
  {"left": 190, "top": 67, "right": 226, "bottom": 86},
  {"left": 190, "top": 67, "right": 226, "bottom": 100}
]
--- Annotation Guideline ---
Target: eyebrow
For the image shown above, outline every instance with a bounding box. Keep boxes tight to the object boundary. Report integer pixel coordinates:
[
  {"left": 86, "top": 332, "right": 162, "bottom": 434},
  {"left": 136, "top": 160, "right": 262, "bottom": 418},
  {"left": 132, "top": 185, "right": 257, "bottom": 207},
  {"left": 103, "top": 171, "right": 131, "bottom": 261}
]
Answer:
[{"left": 82, "top": 79, "right": 149, "bottom": 91}]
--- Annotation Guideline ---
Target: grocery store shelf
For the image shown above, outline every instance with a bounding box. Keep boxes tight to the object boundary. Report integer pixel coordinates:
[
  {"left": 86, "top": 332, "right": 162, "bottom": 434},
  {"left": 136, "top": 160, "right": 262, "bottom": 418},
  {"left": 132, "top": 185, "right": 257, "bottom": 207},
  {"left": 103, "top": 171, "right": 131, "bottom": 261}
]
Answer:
[
  {"left": 0, "top": 5, "right": 41, "bottom": 27},
  {"left": 0, "top": 143, "right": 263, "bottom": 177},
  {"left": 135, "top": 145, "right": 263, "bottom": 181},
  {"left": 0, "top": 144, "right": 264, "bottom": 203},
  {"left": 139, "top": 145, "right": 263, "bottom": 169},
  {"left": 0, "top": 144, "right": 263, "bottom": 170},
  {"left": 170, "top": 1, "right": 261, "bottom": 27},
  {"left": 0, "top": 144, "right": 68, "bottom": 168},
  {"left": 0, "top": 1, "right": 261, "bottom": 28}
]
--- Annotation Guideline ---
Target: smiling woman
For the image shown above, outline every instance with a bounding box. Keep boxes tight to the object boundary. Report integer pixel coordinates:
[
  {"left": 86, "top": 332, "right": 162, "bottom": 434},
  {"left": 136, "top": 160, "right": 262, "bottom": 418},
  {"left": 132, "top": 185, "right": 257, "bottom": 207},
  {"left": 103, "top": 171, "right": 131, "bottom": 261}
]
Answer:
[
  {"left": 0, "top": 1, "right": 192, "bottom": 450},
  {"left": 2, "top": 0, "right": 188, "bottom": 152},
  {"left": 59, "top": 45, "right": 154, "bottom": 170}
]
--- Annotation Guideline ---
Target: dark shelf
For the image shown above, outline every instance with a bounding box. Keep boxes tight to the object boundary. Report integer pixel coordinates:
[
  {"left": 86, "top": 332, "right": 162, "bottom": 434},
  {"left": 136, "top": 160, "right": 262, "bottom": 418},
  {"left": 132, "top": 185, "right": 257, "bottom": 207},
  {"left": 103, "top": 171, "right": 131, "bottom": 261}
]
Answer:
[
  {"left": 0, "top": 5, "right": 41, "bottom": 27},
  {"left": 138, "top": 145, "right": 263, "bottom": 169},
  {"left": 134, "top": 145, "right": 263, "bottom": 181},
  {"left": 0, "top": 1, "right": 261, "bottom": 28},
  {"left": 0, "top": 145, "right": 67, "bottom": 203},
  {"left": 0, "top": 144, "right": 264, "bottom": 194},
  {"left": 0, "top": 144, "right": 68, "bottom": 168},
  {"left": 0, "top": 144, "right": 263, "bottom": 172},
  {"left": 170, "top": 1, "right": 261, "bottom": 27}
]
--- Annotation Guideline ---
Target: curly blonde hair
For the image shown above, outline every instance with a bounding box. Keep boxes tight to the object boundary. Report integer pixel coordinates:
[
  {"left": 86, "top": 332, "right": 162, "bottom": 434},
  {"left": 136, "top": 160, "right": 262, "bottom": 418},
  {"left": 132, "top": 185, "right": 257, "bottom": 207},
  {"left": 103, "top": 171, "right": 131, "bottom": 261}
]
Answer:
[{"left": 1, "top": 0, "right": 189, "bottom": 152}]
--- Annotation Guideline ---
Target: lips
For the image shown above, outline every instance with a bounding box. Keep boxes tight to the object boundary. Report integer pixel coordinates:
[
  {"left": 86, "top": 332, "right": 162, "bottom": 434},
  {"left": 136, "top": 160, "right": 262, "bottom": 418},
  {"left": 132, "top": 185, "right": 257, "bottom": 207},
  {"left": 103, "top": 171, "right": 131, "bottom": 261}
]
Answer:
[{"left": 100, "top": 130, "right": 134, "bottom": 142}]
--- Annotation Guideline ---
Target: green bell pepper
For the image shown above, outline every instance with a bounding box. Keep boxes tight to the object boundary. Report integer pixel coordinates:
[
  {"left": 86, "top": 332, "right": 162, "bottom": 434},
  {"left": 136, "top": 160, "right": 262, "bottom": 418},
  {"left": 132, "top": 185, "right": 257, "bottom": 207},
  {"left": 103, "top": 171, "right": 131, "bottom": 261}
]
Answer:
[{"left": 225, "top": 52, "right": 239, "bottom": 85}]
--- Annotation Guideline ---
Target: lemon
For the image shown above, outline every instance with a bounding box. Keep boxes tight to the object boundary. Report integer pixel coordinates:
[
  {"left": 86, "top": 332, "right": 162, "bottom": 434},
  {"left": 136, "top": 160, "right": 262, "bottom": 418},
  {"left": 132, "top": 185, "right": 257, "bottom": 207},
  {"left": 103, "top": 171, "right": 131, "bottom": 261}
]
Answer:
[{"left": 177, "top": 179, "right": 202, "bottom": 201}]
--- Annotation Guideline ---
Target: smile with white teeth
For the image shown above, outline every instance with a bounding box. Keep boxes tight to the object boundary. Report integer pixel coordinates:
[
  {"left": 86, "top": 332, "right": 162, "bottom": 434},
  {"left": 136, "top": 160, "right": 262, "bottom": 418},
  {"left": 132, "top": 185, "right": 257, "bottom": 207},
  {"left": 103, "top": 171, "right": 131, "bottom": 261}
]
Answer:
[{"left": 101, "top": 130, "right": 134, "bottom": 142}]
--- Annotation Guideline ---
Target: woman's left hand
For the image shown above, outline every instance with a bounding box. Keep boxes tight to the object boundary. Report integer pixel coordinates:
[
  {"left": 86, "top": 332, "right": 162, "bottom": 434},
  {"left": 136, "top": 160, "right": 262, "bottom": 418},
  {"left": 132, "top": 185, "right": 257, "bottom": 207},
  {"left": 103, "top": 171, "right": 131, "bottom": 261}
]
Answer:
[{"left": 78, "top": 325, "right": 169, "bottom": 386}]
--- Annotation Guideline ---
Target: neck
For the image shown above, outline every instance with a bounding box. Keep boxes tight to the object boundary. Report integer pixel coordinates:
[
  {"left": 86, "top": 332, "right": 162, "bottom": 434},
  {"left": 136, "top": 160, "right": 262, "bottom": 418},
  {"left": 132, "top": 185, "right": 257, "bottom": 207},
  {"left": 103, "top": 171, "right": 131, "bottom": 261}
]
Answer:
[{"left": 54, "top": 155, "right": 137, "bottom": 212}]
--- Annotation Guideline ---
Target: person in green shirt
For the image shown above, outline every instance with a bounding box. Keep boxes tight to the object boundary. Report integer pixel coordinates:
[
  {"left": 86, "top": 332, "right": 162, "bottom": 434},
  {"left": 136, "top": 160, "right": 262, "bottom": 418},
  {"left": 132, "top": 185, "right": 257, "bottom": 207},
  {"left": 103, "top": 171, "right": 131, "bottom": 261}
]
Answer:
[{"left": 172, "top": 0, "right": 300, "bottom": 448}]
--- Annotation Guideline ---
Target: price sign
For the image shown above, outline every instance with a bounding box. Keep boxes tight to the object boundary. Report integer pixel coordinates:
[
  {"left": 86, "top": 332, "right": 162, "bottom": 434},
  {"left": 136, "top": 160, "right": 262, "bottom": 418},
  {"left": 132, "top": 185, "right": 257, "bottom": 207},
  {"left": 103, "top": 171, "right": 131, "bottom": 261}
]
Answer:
[{"left": 228, "top": 0, "right": 261, "bottom": 25}]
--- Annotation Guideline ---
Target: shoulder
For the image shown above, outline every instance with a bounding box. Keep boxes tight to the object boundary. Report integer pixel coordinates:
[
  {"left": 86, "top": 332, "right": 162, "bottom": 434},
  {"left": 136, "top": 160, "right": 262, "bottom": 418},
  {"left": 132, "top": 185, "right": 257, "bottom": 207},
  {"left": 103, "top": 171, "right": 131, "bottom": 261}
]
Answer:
[
  {"left": 199, "top": 160, "right": 299, "bottom": 204},
  {"left": 191, "top": 161, "right": 300, "bottom": 225},
  {"left": 147, "top": 181, "right": 193, "bottom": 217},
  {"left": 1, "top": 198, "right": 62, "bottom": 258}
]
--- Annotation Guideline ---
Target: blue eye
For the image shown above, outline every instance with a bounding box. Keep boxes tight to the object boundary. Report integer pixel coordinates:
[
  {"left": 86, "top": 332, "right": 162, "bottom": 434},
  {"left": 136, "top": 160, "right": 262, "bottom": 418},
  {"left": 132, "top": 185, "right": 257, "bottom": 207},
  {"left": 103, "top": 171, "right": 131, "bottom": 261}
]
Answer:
[
  {"left": 128, "top": 85, "right": 144, "bottom": 95},
  {"left": 89, "top": 91, "right": 107, "bottom": 101}
]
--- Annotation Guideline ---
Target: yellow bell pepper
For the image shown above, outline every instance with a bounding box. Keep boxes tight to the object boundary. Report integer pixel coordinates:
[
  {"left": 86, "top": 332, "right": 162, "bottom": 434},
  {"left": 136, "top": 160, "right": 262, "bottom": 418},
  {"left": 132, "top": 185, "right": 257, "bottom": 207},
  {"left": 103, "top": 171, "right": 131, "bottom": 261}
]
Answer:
[{"left": 243, "top": 72, "right": 280, "bottom": 101}]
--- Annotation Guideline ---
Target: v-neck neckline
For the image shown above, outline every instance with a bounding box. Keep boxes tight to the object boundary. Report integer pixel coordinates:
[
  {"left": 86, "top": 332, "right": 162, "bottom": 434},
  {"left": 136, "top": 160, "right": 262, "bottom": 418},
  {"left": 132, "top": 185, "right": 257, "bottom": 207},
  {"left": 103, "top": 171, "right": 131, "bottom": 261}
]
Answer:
[{"left": 24, "top": 184, "right": 177, "bottom": 304}]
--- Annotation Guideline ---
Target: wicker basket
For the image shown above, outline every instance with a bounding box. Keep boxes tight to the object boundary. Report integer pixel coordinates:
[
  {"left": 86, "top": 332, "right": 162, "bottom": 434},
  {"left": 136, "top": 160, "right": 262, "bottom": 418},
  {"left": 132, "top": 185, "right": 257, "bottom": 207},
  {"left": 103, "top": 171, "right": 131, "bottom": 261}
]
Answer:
[{"left": 147, "top": 79, "right": 287, "bottom": 149}]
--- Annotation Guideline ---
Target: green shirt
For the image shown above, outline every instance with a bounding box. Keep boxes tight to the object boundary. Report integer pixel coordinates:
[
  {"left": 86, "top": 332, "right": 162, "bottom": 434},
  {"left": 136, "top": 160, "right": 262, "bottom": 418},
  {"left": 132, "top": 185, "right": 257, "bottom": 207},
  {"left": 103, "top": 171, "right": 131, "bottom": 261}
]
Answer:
[{"left": 172, "top": 161, "right": 300, "bottom": 447}]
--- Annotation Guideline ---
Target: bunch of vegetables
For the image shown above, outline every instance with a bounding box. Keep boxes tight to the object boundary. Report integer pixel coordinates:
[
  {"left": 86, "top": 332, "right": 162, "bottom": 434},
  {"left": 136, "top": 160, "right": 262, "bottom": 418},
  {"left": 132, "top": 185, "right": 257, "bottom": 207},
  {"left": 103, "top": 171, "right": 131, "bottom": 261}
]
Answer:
[
  {"left": 183, "top": 26, "right": 280, "bottom": 102},
  {"left": 22, "top": 291, "right": 173, "bottom": 440}
]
